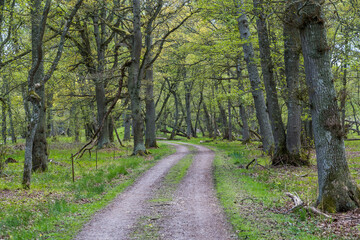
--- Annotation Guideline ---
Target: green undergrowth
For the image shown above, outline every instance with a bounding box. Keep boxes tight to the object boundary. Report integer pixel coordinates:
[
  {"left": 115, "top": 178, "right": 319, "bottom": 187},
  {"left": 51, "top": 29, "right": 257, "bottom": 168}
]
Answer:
[
  {"left": 0, "top": 141, "right": 174, "bottom": 240},
  {"left": 131, "top": 145, "right": 195, "bottom": 239},
  {"left": 182, "top": 138, "right": 347, "bottom": 239}
]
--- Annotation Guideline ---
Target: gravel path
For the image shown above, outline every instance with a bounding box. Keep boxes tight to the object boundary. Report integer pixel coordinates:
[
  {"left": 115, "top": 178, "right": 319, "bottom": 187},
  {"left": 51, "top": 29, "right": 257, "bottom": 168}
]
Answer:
[
  {"left": 75, "top": 143, "right": 189, "bottom": 240},
  {"left": 159, "top": 143, "right": 236, "bottom": 240},
  {"left": 75, "top": 143, "right": 235, "bottom": 240}
]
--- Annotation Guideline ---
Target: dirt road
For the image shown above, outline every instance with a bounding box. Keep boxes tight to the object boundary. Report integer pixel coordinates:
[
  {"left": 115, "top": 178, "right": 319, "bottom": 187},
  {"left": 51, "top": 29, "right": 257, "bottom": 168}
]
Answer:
[{"left": 75, "top": 143, "right": 235, "bottom": 240}]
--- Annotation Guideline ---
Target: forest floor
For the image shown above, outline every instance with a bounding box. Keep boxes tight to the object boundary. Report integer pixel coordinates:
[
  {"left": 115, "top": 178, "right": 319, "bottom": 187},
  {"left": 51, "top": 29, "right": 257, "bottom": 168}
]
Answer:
[{"left": 2, "top": 137, "right": 360, "bottom": 239}]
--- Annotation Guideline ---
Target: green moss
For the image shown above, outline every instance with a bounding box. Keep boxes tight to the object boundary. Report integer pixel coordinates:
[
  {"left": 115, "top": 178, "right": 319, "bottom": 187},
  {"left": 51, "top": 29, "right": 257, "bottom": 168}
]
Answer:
[
  {"left": 29, "top": 90, "right": 41, "bottom": 101},
  {"left": 317, "top": 195, "right": 337, "bottom": 213}
]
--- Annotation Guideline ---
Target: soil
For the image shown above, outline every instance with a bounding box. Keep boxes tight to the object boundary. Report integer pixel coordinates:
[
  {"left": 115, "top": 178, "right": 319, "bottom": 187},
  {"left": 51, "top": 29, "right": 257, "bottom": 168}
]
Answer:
[{"left": 75, "top": 143, "right": 235, "bottom": 240}]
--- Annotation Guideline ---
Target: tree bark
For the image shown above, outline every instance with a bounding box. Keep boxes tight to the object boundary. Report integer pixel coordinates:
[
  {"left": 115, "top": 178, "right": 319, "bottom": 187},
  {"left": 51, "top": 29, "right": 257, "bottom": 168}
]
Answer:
[
  {"left": 31, "top": 0, "right": 48, "bottom": 172},
  {"left": 202, "top": 98, "right": 213, "bottom": 138},
  {"left": 298, "top": 0, "right": 360, "bottom": 212},
  {"left": 6, "top": 83, "right": 16, "bottom": 143},
  {"left": 123, "top": 103, "right": 131, "bottom": 141},
  {"left": 129, "top": 0, "right": 146, "bottom": 155},
  {"left": 283, "top": 1, "right": 308, "bottom": 165},
  {"left": 254, "top": 0, "right": 286, "bottom": 162},
  {"left": 184, "top": 77, "right": 193, "bottom": 139},
  {"left": 235, "top": 4, "right": 274, "bottom": 153},
  {"left": 144, "top": 13, "right": 157, "bottom": 148},
  {"left": 236, "top": 62, "right": 250, "bottom": 142},
  {"left": 2, "top": 79, "right": 6, "bottom": 144},
  {"left": 93, "top": 10, "right": 110, "bottom": 148}
]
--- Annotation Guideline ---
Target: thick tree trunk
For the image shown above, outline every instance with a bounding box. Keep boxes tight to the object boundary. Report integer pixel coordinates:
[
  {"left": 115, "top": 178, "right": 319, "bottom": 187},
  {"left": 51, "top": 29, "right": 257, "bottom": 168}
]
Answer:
[
  {"left": 236, "top": 8, "right": 274, "bottom": 153},
  {"left": 31, "top": 0, "right": 47, "bottom": 172},
  {"left": 254, "top": 0, "right": 286, "bottom": 160},
  {"left": 283, "top": 2, "right": 308, "bottom": 165},
  {"left": 93, "top": 11, "right": 110, "bottom": 148},
  {"left": 298, "top": 0, "right": 360, "bottom": 212},
  {"left": 144, "top": 28, "right": 157, "bottom": 148},
  {"left": 129, "top": 0, "right": 146, "bottom": 155}
]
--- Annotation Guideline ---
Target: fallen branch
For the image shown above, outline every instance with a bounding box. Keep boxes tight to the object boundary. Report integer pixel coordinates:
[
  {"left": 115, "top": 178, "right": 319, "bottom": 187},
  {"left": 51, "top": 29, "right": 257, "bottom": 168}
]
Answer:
[
  {"left": 294, "top": 172, "right": 310, "bottom": 177},
  {"left": 246, "top": 159, "right": 256, "bottom": 169},
  {"left": 285, "top": 192, "right": 331, "bottom": 218}
]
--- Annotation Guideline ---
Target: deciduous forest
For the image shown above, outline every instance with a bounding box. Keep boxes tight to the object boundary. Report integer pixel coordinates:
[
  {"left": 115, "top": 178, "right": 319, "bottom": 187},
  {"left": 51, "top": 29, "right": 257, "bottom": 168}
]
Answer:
[{"left": 2, "top": 0, "right": 360, "bottom": 239}]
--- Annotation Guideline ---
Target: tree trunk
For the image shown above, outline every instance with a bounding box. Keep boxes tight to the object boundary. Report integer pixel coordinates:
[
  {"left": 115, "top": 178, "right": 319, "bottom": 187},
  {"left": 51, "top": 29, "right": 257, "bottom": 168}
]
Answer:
[
  {"left": 236, "top": 61, "right": 250, "bottom": 142},
  {"left": 298, "top": 0, "right": 360, "bottom": 212},
  {"left": 31, "top": 0, "right": 48, "bottom": 172},
  {"left": 108, "top": 117, "right": 114, "bottom": 143},
  {"left": 184, "top": 79, "right": 193, "bottom": 139},
  {"left": 218, "top": 100, "right": 229, "bottom": 139},
  {"left": 6, "top": 85, "right": 16, "bottom": 143},
  {"left": 93, "top": 11, "right": 110, "bottom": 148},
  {"left": 170, "top": 91, "right": 179, "bottom": 140},
  {"left": 340, "top": 49, "right": 348, "bottom": 131},
  {"left": 236, "top": 5, "right": 274, "bottom": 153},
  {"left": 144, "top": 23, "right": 157, "bottom": 148},
  {"left": 202, "top": 98, "right": 213, "bottom": 138},
  {"left": 254, "top": 0, "right": 287, "bottom": 163},
  {"left": 94, "top": 80, "right": 110, "bottom": 148},
  {"left": 283, "top": 1, "right": 308, "bottom": 165},
  {"left": 129, "top": 0, "right": 146, "bottom": 155},
  {"left": 2, "top": 80, "right": 6, "bottom": 145},
  {"left": 123, "top": 104, "right": 131, "bottom": 141},
  {"left": 227, "top": 78, "right": 233, "bottom": 141}
]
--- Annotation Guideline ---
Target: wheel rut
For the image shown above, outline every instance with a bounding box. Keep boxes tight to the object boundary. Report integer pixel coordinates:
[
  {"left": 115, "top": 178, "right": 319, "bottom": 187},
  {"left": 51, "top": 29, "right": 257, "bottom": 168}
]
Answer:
[
  {"left": 158, "top": 143, "right": 236, "bottom": 240},
  {"left": 75, "top": 143, "right": 236, "bottom": 240},
  {"left": 75, "top": 143, "right": 189, "bottom": 240}
]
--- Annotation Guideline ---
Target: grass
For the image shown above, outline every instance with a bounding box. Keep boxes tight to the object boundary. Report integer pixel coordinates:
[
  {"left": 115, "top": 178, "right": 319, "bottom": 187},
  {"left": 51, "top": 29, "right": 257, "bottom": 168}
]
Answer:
[
  {"left": 0, "top": 138, "right": 175, "bottom": 240},
  {"left": 183, "top": 137, "right": 360, "bottom": 239}
]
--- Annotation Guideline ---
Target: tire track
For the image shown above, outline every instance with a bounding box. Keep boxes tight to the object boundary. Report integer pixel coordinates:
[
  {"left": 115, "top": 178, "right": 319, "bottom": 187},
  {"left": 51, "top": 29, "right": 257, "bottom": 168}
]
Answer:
[
  {"left": 75, "top": 143, "right": 189, "bottom": 240},
  {"left": 159, "top": 143, "right": 236, "bottom": 240}
]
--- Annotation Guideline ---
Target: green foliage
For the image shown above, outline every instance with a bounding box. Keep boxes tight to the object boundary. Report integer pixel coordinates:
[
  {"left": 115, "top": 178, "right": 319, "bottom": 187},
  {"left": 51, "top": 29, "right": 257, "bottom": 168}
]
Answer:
[{"left": 0, "top": 141, "right": 175, "bottom": 239}]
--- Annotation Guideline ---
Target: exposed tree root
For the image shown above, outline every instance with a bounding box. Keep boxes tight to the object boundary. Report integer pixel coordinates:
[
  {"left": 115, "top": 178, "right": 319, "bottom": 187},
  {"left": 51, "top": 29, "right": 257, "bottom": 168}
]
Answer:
[{"left": 272, "top": 147, "right": 310, "bottom": 167}]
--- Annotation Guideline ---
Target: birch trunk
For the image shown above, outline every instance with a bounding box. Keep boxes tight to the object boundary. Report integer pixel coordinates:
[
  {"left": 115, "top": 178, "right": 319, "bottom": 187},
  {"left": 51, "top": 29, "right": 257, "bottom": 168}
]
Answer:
[{"left": 298, "top": 0, "right": 360, "bottom": 212}]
